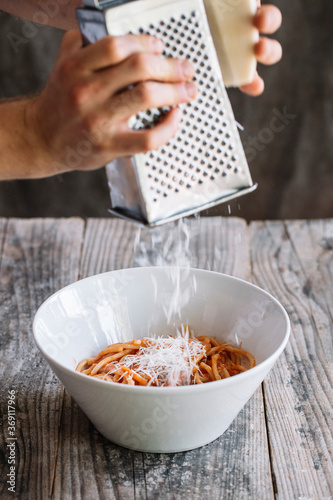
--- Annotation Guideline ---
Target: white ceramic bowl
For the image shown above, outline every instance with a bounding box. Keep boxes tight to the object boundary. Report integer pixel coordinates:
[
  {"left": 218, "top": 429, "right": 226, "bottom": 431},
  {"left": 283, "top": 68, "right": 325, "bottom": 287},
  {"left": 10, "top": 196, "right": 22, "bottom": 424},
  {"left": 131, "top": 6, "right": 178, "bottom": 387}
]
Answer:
[{"left": 33, "top": 267, "right": 290, "bottom": 453}]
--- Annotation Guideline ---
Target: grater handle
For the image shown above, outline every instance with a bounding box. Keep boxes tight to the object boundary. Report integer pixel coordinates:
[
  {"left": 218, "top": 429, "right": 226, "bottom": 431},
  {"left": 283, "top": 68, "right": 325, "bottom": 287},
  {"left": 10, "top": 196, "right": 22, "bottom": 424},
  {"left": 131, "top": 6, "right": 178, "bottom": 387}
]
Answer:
[
  {"left": 76, "top": 7, "right": 108, "bottom": 45},
  {"left": 82, "top": 0, "right": 140, "bottom": 8},
  {"left": 77, "top": 1, "right": 140, "bottom": 44}
]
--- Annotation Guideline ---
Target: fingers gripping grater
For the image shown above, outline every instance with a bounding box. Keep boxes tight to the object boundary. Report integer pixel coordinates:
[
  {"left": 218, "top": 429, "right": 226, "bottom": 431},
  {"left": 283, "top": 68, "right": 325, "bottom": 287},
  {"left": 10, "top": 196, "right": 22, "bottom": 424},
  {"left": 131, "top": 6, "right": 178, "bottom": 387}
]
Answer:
[{"left": 77, "top": 0, "right": 257, "bottom": 227}]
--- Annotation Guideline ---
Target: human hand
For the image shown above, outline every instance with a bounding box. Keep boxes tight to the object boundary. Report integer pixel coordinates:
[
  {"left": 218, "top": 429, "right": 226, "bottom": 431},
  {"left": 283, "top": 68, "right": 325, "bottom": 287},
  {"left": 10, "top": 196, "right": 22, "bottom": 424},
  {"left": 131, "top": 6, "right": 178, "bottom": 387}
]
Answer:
[
  {"left": 27, "top": 31, "right": 197, "bottom": 175},
  {"left": 240, "top": 3, "right": 282, "bottom": 96}
]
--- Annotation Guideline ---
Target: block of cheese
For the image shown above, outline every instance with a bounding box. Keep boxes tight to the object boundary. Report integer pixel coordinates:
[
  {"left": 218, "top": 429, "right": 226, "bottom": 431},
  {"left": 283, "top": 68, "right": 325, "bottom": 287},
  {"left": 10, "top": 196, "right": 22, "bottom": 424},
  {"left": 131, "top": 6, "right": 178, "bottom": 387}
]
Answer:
[{"left": 203, "top": 0, "right": 259, "bottom": 87}]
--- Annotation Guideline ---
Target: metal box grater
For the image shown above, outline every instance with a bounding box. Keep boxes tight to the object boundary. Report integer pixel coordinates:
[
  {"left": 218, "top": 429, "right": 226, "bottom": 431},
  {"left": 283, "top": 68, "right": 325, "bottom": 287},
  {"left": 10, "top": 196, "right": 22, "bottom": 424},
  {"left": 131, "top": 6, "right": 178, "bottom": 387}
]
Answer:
[{"left": 77, "top": 0, "right": 257, "bottom": 227}]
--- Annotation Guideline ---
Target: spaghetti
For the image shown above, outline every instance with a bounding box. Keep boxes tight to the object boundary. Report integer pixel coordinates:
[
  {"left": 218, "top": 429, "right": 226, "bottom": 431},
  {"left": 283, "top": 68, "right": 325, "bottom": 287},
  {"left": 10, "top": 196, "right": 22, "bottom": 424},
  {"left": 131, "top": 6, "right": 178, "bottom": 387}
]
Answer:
[{"left": 76, "top": 331, "right": 255, "bottom": 386}]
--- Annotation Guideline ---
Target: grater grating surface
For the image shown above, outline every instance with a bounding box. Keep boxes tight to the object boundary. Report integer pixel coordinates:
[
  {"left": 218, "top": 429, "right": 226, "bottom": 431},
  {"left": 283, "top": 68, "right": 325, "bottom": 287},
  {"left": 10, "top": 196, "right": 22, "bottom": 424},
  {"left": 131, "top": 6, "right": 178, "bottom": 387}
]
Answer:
[
  {"left": 78, "top": 0, "right": 256, "bottom": 226},
  {"left": 130, "top": 10, "right": 246, "bottom": 202}
]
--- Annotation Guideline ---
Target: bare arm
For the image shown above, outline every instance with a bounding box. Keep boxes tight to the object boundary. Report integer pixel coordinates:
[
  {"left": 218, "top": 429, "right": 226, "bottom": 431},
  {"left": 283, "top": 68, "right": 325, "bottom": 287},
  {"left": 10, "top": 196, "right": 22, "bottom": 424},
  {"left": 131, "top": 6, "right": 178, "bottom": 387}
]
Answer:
[
  {"left": 0, "top": 0, "right": 81, "bottom": 30},
  {"left": 0, "top": 97, "right": 49, "bottom": 179}
]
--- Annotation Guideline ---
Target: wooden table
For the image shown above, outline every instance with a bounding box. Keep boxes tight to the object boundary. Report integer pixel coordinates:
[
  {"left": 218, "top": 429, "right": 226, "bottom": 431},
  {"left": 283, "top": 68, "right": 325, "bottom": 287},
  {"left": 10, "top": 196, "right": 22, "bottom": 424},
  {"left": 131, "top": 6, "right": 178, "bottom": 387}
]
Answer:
[{"left": 0, "top": 217, "right": 332, "bottom": 500}]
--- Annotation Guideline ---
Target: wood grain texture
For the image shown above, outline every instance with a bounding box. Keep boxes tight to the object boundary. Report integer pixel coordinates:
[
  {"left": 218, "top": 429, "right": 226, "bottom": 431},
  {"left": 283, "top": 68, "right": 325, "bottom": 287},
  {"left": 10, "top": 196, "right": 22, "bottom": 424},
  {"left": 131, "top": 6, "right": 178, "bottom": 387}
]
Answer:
[
  {"left": 80, "top": 218, "right": 138, "bottom": 278},
  {"left": 5, "top": 217, "right": 332, "bottom": 499},
  {"left": 0, "top": 218, "right": 7, "bottom": 261},
  {"left": 249, "top": 220, "right": 333, "bottom": 500},
  {"left": 53, "top": 216, "right": 273, "bottom": 500},
  {"left": 0, "top": 218, "right": 85, "bottom": 500},
  {"left": 52, "top": 218, "right": 139, "bottom": 500}
]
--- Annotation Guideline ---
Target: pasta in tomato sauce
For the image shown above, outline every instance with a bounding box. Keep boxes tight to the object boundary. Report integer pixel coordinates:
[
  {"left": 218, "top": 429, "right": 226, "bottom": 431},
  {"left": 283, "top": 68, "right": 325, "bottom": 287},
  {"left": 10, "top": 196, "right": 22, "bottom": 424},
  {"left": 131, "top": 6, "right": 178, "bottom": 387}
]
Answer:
[{"left": 76, "top": 331, "right": 255, "bottom": 387}]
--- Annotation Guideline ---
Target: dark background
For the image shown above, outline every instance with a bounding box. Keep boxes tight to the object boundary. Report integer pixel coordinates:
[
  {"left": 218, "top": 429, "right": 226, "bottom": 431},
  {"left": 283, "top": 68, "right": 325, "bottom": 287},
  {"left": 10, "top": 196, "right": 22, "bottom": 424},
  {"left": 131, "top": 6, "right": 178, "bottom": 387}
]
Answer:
[{"left": 0, "top": 0, "right": 332, "bottom": 220}]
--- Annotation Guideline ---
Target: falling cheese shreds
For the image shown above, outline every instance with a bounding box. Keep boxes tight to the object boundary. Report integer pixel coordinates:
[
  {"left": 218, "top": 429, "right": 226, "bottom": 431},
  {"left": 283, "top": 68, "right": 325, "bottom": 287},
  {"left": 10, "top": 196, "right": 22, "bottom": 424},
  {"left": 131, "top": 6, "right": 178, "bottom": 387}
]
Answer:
[{"left": 106, "top": 333, "right": 207, "bottom": 387}]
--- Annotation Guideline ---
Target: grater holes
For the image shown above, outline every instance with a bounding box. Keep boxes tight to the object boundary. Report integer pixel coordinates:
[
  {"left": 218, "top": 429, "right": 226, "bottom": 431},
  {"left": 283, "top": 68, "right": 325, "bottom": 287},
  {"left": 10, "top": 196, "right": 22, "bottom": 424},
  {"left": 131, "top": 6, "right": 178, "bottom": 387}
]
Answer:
[{"left": 137, "top": 10, "right": 237, "bottom": 203}]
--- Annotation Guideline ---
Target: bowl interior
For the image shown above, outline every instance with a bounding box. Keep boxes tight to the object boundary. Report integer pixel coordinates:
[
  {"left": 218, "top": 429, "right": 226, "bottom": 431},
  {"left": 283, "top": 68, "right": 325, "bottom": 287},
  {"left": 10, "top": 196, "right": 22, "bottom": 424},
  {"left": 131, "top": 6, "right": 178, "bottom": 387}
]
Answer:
[{"left": 33, "top": 267, "right": 289, "bottom": 373}]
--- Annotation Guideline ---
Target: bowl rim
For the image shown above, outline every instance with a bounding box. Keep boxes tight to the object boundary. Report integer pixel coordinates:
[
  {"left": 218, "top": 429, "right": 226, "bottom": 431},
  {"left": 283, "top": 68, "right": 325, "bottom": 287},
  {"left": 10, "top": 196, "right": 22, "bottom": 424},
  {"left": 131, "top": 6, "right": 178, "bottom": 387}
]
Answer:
[{"left": 33, "top": 266, "right": 291, "bottom": 394}]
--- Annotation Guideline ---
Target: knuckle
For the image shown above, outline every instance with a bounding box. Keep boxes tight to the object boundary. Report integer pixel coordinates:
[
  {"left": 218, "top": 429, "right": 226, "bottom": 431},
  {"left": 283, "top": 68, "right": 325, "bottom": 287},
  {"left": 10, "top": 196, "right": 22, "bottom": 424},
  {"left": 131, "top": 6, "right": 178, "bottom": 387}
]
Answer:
[
  {"left": 113, "top": 93, "right": 129, "bottom": 113},
  {"left": 57, "top": 57, "right": 77, "bottom": 80},
  {"left": 103, "top": 36, "right": 121, "bottom": 61},
  {"left": 135, "top": 81, "right": 155, "bottom": 106},
  {"left": 139, "top": 130, "right": 159, "bottom": 152},
  {"left": 257, "top": 38, "right": 268, "bottom": 58},
  {"left": 81, "top": 113, "right": 100, "bottom": 134},
  {"left": 68, "top": 81, "right": 92, "bottom": 109},
  {"left": 130, "top": 52, "right": 151, "bottom": 74}
]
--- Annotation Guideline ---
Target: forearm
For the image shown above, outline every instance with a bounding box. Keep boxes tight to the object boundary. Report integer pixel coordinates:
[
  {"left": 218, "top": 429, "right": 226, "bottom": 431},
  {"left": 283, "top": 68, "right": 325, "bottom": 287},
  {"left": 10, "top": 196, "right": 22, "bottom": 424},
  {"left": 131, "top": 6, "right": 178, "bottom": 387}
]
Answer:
[
  {"left": 0, "top": 98, "right": 61, "bottom": 180},
  {"left": 0, "top": 0, "right": 81, "bottom": 30}
]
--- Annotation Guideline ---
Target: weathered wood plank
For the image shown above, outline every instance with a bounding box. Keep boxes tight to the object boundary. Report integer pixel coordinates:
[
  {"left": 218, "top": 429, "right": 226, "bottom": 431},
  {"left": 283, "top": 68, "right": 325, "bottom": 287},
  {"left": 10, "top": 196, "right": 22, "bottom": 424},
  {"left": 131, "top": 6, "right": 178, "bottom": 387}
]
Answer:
[
  {"left": 53, "top": 218, "right": 139, "bottom": 500},
  {"left": 136, "top": 387, "right": 269, "bottom": 500},
  {"left": 80, "top": 218, "right": 139, "bottom": 278},
  {"left": 54, "top": 217, "right": 273, "bottom": 500},
  {"left": 0, "top": 218, "right": 7, "bottom": 262},
  {"left": 0, "top": 218, "right": 85, "bottom": 500},
  {"left": 249, "top": 220, "right": 333, "bottom": 500}
]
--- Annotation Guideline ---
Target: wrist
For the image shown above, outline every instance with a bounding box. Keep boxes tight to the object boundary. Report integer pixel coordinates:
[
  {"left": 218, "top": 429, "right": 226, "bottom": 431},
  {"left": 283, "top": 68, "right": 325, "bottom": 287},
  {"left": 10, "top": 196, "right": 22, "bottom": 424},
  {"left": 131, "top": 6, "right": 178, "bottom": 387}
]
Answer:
[
  {"left": 24, "top": 96, "right": 69, "bottom": 178},
  {"left": 0, "top": 96, "right": 68, "bottom": 180}
]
